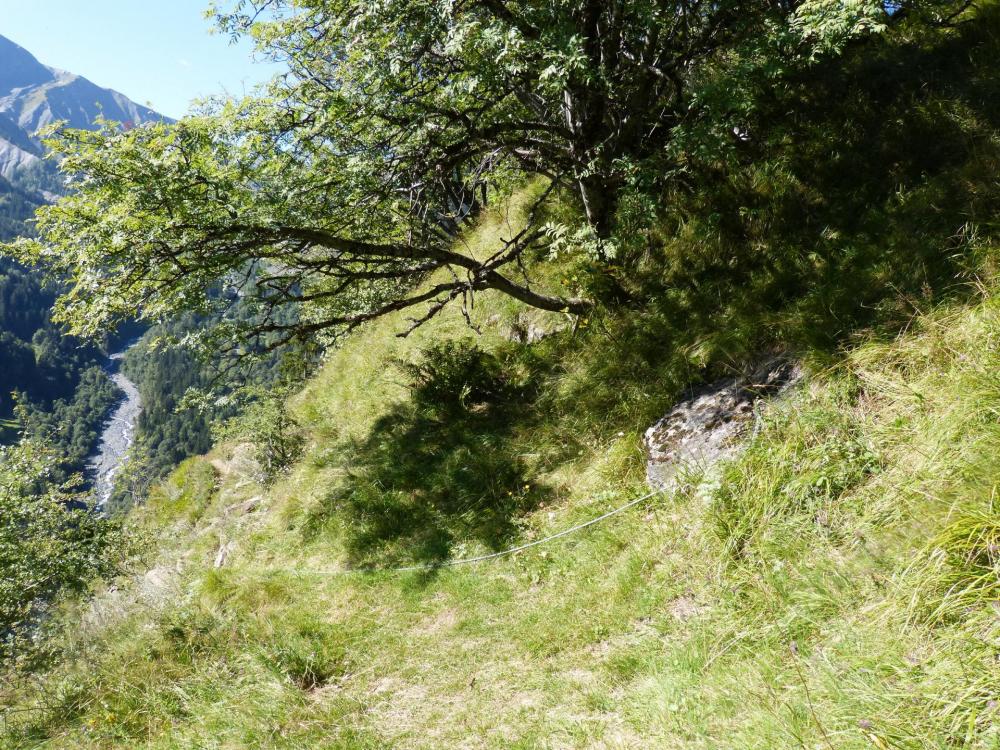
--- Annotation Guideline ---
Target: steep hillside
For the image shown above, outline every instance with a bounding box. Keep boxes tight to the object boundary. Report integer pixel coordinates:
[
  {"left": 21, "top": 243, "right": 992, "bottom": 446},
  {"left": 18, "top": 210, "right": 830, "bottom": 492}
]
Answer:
[
  {"left": 4, "top": 5, "right": 1000, "bottom": 749},
  {"left": 2, "top": 188, "right": 998, "bottom": 747}
]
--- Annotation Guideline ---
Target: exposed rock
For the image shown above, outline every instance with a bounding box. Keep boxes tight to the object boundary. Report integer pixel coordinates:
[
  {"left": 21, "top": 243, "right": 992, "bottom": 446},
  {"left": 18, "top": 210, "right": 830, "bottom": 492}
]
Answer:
[
  {"left": 225, "top": 496, "right": 262, "bottom": 517},
  {"left": 214, "top": 540, "right": 236, "bottom": 569},
  {"left": 644, "top": 357, "right": 802, "bottom": 489},
  {"left": 490, "top": 312, "right": 568, "bottom": 344},
  {"left": 513, "top": 321, "right": 552, "bottom": 344}
]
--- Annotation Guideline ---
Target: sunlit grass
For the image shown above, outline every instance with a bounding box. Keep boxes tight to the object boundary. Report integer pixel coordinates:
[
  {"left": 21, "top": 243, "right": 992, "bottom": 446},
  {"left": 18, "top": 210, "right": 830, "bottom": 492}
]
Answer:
[{"left": 3, "top": 197, "right": 1000, "bottom": 747}]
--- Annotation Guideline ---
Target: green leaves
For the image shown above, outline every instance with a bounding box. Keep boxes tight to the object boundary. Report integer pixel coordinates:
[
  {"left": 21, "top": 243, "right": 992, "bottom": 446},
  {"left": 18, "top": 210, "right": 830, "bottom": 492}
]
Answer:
[
  {"left": 0, "top": 441, "right": 132, "bottom": 661},
  {"left": 3, "top": 0, "right": 950, "bottom": 355},
  {"left": 792, "top": 0, "right": 889, "bottom": 58}
]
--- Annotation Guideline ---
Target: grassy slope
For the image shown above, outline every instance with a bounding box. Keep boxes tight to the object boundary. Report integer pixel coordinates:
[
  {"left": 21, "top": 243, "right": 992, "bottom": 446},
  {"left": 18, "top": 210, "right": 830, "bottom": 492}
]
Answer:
[{"left": 3, "top": 195, "right": 1000, "bottom": 749}]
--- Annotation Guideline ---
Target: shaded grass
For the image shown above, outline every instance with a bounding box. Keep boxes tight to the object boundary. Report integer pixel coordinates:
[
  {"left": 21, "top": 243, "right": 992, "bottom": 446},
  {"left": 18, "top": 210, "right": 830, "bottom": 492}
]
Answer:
[{"left": 312, "top": 340, "right": 555, "bottom": 567}]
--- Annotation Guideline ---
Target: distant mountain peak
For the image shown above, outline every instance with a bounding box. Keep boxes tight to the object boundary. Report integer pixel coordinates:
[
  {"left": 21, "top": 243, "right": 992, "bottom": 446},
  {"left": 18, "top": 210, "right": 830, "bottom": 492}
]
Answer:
[
  {"left": 0, "top": 34, "right": 55, "bottom": 96},
  {"left": 0, "top": 33, "right": 167, "bottom": 178}
]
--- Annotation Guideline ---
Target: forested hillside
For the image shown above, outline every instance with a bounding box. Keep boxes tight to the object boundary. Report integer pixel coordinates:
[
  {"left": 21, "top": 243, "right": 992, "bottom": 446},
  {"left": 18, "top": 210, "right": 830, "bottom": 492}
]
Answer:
[
  {"left": 2, "top": 1, "right": 1000, "bottom": 748},
  {"left": 0, "top": 173, "right": 41, "bottom": 240},
  {"left": 114, "top": 308, "right": 304, "bottom": 509},
  {"left": 0, "top": 215, "right": 115, "bottom": 466}
]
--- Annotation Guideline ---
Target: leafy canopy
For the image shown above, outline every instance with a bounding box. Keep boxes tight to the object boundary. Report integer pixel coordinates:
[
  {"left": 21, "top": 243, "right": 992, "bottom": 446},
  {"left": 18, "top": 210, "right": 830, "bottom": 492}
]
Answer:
[{"left": 5, "top": 0, "right": 954, "bottom": 349}]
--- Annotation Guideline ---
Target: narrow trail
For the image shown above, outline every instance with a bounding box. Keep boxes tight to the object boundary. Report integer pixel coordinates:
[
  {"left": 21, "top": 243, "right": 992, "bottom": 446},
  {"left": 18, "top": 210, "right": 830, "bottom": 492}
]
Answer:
[{"left": 87, "top": 347, "right": 142, "bottom": 509}]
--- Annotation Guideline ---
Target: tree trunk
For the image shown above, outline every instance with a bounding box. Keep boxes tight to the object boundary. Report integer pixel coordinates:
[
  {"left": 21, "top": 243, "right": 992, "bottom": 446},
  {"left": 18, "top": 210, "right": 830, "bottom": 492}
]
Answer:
[
  {"left": 484, "top": 270, "right": 593, "bottom": 315},
  {"left": 577, "top": 174, "right": 618, "bottom": 242}
]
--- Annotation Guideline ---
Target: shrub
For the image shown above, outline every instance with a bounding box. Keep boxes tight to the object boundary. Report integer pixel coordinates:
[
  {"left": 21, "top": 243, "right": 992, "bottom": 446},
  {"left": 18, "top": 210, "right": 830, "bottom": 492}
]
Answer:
[{"left": 0, "top": 441, "right": 131, "bottom": 664}]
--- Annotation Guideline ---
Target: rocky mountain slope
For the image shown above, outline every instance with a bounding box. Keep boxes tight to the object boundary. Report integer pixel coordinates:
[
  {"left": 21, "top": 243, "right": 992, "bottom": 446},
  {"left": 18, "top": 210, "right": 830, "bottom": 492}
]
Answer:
[{"left": 0, "top": 33, "right": 162, "bottom": 181}]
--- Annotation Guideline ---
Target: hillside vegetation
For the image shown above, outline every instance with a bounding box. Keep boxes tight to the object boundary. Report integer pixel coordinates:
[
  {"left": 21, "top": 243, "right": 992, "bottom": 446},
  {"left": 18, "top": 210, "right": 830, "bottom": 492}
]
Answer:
[
  {"left": 4, "top": 2, "right": 1000, "bottom": 748},
  {"left": 3, "top": 186, "right": 1000, "bottom": 747}
]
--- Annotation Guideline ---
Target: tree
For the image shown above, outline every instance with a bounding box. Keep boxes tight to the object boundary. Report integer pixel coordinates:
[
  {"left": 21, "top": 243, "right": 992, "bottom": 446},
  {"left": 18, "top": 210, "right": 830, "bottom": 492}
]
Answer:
[
  {"left": 4, "top": 0, "right": 956, "bottom": 351},
  {"left": 0, "top": 441, "right": 129, "bottom": 663}
]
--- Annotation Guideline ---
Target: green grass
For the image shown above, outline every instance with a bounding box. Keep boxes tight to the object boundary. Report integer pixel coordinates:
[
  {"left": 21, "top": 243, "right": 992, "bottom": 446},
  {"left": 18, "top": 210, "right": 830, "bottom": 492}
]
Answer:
[{"left": 3, "top": 192, "right": 1000, "bottom": 748}]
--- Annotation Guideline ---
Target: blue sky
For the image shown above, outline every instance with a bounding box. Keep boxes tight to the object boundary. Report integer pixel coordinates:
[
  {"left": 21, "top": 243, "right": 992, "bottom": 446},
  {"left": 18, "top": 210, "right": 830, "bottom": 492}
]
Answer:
[{"left": 0, "top": 1, "right": 283, "bottom": 119}]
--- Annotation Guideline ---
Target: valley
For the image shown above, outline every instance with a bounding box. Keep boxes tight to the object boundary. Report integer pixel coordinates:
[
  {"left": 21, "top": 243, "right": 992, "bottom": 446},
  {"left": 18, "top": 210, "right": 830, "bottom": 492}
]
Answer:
[
  {"left": 87, "top": 346, "right": 142, "bottom": 510},
  {"left": 0, "top": 33, "right": 173, "bottom": 500}
]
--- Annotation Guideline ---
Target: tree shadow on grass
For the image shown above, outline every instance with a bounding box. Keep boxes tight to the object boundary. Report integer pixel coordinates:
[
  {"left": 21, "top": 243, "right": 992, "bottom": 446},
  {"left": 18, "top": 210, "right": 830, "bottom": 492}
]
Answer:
[{"left": 314, "top": 341, "right": 553, "bottom": 569}]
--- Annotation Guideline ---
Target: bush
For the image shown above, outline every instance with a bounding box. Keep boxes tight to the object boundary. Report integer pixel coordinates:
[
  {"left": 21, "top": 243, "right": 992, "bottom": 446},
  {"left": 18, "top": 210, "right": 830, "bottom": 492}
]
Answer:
[
  {"left": 216, "top": 389, "right": 305, "bottom": 484},
  {"left": 399, "top": 340, "right": 517, "bottom": 414},
  {"left": 0, "top": 441, "right": 131, "bottom": 664}
]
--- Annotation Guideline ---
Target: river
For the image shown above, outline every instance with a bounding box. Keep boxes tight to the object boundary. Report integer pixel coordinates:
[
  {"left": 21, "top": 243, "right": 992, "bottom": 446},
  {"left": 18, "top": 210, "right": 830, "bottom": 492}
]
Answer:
[{"left": 87, "top": 347, "right": 142, "bottom": 509}]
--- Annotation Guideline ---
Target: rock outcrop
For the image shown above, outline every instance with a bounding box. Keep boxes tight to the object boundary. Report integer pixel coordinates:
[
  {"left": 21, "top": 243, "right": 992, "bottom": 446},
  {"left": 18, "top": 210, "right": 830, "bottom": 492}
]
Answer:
[{"left": 644, "top": 357, "right": 802, "bottom": 489}]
